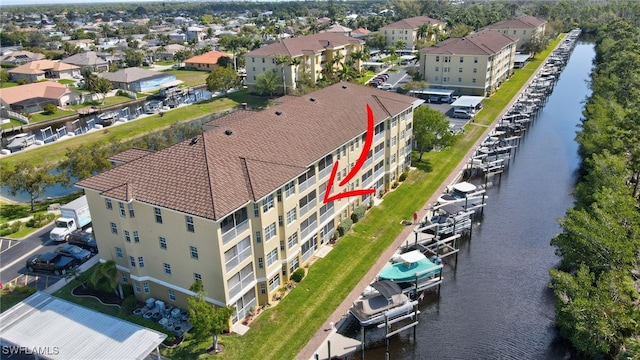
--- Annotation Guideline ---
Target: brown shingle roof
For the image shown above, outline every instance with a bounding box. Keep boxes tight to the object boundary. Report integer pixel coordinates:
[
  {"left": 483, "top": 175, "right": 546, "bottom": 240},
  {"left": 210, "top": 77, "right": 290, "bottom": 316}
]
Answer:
[
  {"left": 77, "top": 82, "right": 417, "bottom": 220},
  {"left": 245, "top": 33, "right": 363, "bottom": 57},
  {"left": 421, "top": 29, "right": 519, "bottom": 56},
  {"left": 380, "top": 16, "right": 445, "bottom": 30},
  {"left": 484, "top": 15, "right": 547, "bottom": 30},
  {"left": 108, "top": 148, "right": 155, "bottom": 164}
]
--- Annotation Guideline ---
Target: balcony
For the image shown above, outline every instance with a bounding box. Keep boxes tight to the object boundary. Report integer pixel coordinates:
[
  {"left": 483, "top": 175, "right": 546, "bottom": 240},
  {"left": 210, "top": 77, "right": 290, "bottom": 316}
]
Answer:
[
  {"left": 298, "top": 175, "right": 316, "bottom": 193},
  {"left": 302, "top": 246, "right": 315, "bottom": 263},
  {"left": 374, "top": 130, "right": 385, "bottom": 143},
  {"left": 300, "top": 219, "right": 318, "bottom": 240},
  {"left": 374, "top": 149, "right": 384, "bottom": 161},
  {"left": 319, "top": 206, "right": 334, "bottom": 224},
  {"left": 374, "top": 167, "right": 384, "bottom": 179},
  {"left": 362, "top": 176, "right": 373, "bottom": 188},
  {"left": 318, "top": 165, "right": 332, "bottom": 180},
  {"left": 222, "top": 220, "right": 249, "bottom": 245},
  {"left": 299, "top": 198, "right": 317, "bottom": 217},
  {"left": 228, "top": 270, "right": 254, "bottom": 299},
  {"left": 225, "top": 245, "right": 252, "bottom": 272},
  {"left": 405, "top": 128, "right": 412, "bottom": 138},
  {"left": 363, "top": 156, "right": 372, "bottom": 169},
  {"left": 406, "top": 146, "right": 412, "bottom": 155}
]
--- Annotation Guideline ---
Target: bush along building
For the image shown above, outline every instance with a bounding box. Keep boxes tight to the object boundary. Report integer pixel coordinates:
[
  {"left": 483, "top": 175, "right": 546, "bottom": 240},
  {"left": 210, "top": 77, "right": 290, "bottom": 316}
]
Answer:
[{"left": 76, "top": 82, "right": 421, "bottom": 330}]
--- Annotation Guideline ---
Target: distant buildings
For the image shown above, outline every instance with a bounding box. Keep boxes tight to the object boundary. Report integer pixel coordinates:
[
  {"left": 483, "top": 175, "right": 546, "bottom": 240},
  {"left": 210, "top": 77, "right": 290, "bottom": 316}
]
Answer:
[
  {"left": 62, "top": 51, "right": 110, "bottom": 72},
  {"left": 379, "top": 16, "right": 446, "bottom": 50},
  {"left": 98, "top": 68, "right": 178, "bottom": 93},
  {"left": 0, "top": 81, "right": 81, "bottom": 113},
  {"left": 484, "top": 15, "right": 547, "bottom": 49},
  {"left": 7, "top": 60, "right": 80, "bottom": 83},
  {"left": 184, "top": 51, "right": 233, "bottom": 71}
]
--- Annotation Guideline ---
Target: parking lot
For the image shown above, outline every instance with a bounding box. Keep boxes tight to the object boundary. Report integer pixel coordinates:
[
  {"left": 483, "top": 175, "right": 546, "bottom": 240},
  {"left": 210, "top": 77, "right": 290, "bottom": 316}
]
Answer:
[{"left": 421, "top": 102, "right": 473, "bottom": 134}]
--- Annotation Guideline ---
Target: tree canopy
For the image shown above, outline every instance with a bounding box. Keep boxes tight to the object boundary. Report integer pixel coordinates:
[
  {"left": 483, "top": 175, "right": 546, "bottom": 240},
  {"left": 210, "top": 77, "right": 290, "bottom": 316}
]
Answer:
[
  {"left": 412, "top": 105, "right": 457, "bottom": 160},
  {"left": 0, "top": 161, "right": 65, "bottom": 212},
  {"left": 187, "top": 282, "right": 235, "bottom": 353},
  {"left": 206, "top": 66, "right": 237, "bottom": 95}
]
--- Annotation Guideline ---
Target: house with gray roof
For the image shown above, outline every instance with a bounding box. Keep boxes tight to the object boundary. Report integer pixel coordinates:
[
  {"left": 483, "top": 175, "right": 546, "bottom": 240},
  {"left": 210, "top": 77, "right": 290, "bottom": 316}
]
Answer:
[
  {"left": 419, "top": 29, "right": 519, "bottom": 96},
  {"left": 98, "top": 67, "right": 179, "bottom": 93},
  {"left": 61, "top": 51, "right": 109, "bottom": 72}
]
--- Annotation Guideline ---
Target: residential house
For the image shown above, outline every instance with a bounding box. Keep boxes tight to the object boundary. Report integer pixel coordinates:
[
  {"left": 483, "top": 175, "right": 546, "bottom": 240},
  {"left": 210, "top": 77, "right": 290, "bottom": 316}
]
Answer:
[
  {"left": 169, "top": 31, "right": 187, "bottom": 43},
  {"left": 244, "top": 33, "right": 364, "bottom": 93},
  {"left": 0, "top": 81, "right": 81, "bottom": 113},
  {"left": 98, "top": 67, "right": 179, "bottom": 93},
  {"left": 186, "top": 27, "right": 205, "bottom": 41},
  {"left": 184, "top": 51, "right": 233, "bottom": 71},
  {"left": 8, "top": 60, "right": 80, "bottom": 83},
  {"left": 62, "top": 51, "right": 109, "bottom": 72},
  {"left": 419, "top": 29, "right": 519, "bottom": 96},
  {"left": 483, "top": 15, "right": 547, "bottom": 50},
  {"left": 0, "top": 50, "right": 46, "bottom": 66},
  {"left": 67, "top": 39, "right": 95, "bottom": 51},
  {"left": 324, "top": 24, "right": 352, "bottom": 37},
  {"left": 75, "top": 81, "right": 419, "bottom": 329},
  {"left": 379, "top": 16, "right": 446, "bottom": 50},
  {"left": 351, "top": 28, "right": 371, "bottom": 40},
  {"left": 153, "top": 44, "right": 186, "bottom": 61}
]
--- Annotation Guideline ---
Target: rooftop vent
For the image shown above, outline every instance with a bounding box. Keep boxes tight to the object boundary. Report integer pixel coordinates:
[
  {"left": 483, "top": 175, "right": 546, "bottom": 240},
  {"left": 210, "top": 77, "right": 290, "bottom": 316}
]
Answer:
[
  {"left": 310, "top": 97, "right": 316, "bottom": 102},
  {"left": 275, "top": 111, "right": 282, "bottom": 116},
  {"left": 224, "top": 129, "right": 233, "bottom": 136},
  {"left": 189, "top": 137, "right": 198, "bottom": 145},
  {"left": 342, "top": 85, "right": 347, "bottom": 89}
]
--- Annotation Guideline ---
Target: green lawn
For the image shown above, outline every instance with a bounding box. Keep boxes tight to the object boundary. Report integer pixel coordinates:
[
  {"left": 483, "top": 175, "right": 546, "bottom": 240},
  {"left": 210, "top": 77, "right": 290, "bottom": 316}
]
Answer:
[
  {"left": 156, "top": 60, "right": 176, "bottom": 66},
  {"left": 58, "top": 79, "right": 76, "bottom": 85},
  {"left": 161, "top": 69, "right": 208, "bottom": 87},
  {"left": 1, "top": 82, "right": 18, "bottom": 88},
  {"left": 29, "top": 109, "right": 76, "bottom": 124},
  {"left": 0, "top": 287, "right": 36, "bottom": 313},
  {"left": 163, "top": 36, "right": 567, "bottom": 360},
  {"left": 0, "top": 90, "right": 266, "bottom": 170},
  {"left": 1, "top": 119, "right": 25, "bottom": 130},
  {"left": 69, "top": 96, "right": 133, "bottom": 111}
]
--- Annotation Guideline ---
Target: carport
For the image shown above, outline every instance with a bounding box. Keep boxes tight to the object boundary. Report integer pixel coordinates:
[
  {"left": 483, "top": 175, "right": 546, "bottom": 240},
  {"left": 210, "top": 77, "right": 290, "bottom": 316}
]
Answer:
[
  {"left": 0, "top": 292, "right": 167, "bottom": 360},
  {"left": 451, "top": 96, "right": 485, "bottom": 113}
]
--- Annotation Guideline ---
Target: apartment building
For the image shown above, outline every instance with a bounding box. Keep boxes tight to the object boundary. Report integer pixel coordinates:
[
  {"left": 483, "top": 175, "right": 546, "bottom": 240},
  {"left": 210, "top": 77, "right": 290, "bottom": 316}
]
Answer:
[
  {"left": 419, "top": 29, "right": 519, "bottom": 96},
  {"left": 483, "top": 15, "right": 547, "bottom": 50},
  {"left": 379, "top": 16, "right": 446, "bottom": 50},
  {"left": 243, "top": 33, "right": 364, "bottom": 94},
  {"left": 76, "top": 82, "right": 420, "bottom": 328}
]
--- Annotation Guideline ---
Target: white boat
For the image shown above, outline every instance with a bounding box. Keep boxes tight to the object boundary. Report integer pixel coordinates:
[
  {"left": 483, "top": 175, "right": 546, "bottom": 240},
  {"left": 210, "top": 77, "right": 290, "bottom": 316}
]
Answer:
[
  {"left": 422, "top": 203, "right": 474, "bottom": 237},
  {"left": 6, "top": 133, "right": 36, "bottom": 152},
  {"left": 436, "top": 181, "right": 486, "bottom": 211},
  {"left": 350, "top": 280, "right": 417, "bottom": 327},
  {"left": 97, "top": 111, "right": 118, "bottom": 126}
]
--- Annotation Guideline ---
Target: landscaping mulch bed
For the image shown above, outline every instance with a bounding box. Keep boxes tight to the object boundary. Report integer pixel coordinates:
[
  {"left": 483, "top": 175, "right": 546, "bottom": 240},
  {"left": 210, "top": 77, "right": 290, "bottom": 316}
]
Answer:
[{"left": 72, "top": 286, "right": 122, "bottom": 306}]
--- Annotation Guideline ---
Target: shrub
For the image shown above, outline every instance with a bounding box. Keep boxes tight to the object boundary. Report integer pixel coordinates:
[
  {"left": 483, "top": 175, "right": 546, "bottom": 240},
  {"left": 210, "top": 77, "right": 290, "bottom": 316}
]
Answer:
[
  {"left": 399, "top": 171, "right": 409, "bottom": 182},
  {"left": 26, "top": 212, "right": 53, "bottom": 228},
  {"left": 337, "top": 218, "right": 353, "bottom": 237},
  {"left": 350, "top": 205, "right": 367, "bottom": 223},
  {"left": 119, "top": 295, "right": 139, "bottom": 317},
  {"left": 290, "top": 268, "right": 305, "bottom": 283},
  {"left": 0, "top": 222, "right": 22, "bottom": 236},
  {"left": 392, "top": 181, "right": 399, "bottom": 189},
  {"left": 122, "top": 283, "right": 135, "bottom": 297},
  {"left": 43, "top": 103, "right": 57, "bottom": 115}
]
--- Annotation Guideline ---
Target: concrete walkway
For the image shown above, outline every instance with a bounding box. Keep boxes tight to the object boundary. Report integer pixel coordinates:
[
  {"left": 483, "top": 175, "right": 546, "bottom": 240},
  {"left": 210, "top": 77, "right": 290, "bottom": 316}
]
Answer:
[{"left": 297, "top": 45, "right": 563, "bottom": 360}]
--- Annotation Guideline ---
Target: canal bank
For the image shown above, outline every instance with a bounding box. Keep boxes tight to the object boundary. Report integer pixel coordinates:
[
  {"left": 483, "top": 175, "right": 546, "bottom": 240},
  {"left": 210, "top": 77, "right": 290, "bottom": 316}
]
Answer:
[{"left": 299, "top": 34, "right": 589, "bottom": 360}]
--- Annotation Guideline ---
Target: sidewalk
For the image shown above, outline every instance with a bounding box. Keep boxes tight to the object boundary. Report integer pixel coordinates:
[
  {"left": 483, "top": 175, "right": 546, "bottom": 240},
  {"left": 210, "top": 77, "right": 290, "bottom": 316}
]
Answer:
[{"left": 297, "top": 41, "right": 563, "bottom": 360}]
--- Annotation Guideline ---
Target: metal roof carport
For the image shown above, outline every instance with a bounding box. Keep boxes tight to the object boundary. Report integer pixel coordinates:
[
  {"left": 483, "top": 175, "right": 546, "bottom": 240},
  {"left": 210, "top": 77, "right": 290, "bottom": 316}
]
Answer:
[
  {"left": 451, "top": 96, "right": 485, "bottom": 110},
  {"left": 0, "top": 292, "right": 167, "bottom": 360}
]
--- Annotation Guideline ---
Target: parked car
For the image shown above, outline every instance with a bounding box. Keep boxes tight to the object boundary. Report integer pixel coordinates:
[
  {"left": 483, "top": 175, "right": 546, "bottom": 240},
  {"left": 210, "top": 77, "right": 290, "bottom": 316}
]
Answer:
[
  {"left": 452, "top": 109, "right": 473, "bottom": 119},
  {"left": 369, "top": 80, "right": 382, "bottom": 87},
  {"left": 25, "top": 252, "right": 75, "bottom": 276},
  {"left": 378, "top": 83, "right": 393, "bottom": 90},
  {"left": 67, "top": 230, "right": 98, "bottom": 254},
  {"left": 440, "top": 95, "right": 453, "bottom": 103},
  {"left": 429, "top": 95, "right": 441, "bottom": 103},
  {"left": 55, "top": 244, "right": 92, "bottom": 264}
]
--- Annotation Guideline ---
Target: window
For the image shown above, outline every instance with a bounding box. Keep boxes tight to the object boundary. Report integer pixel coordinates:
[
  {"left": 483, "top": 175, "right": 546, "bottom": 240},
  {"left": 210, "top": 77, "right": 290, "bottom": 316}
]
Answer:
[
  {"left": 255, "top": 231, "right": 262, "bottom": 243},
  {"left": 262, "top": 194, "right": 274, "bottom": 212},
  {"left": 473, "top": 78, "right": 477, "bottom": 83},
  {"left": 116, "top": 247, "right": 123, "bottom": 258},
  {"left": 119, "top": 202, "right": 126, "bottom": 217},
  {"left": 121, "top": 272, "right": 128, "bottom": 283},
  {"left": 474, "top": 57, "right": 478, "bottom": 63},
  {"left": 194, "top": 273, "right": 202, "bottom": 283},
  {"left": 435, "top": 66, "right": 439, "bottom": 72},
  {"left": 458, "top": 78, "right": 462, "bottom": 83},
  {"left": 473, "top": 68, "right": 477, "bottom": 73},
  {"left": 168, "top": 290, "right": 176, "bottom": 301},
  {"left": 278, "top": 215, "right": 283, "bottom": 227},
  {"left": 133, "top": 231, "right": 140, "bottom": 243},
  {"left": 134, "top": 282, "right": 140, "bottom": 293},
  {"left": 435, "top": 76, "right": 439, "bottom": 81},
  {"left": 286, "top": 208, "right": 297, "bottom": 225},
  {"left": 128, "top": 203, "right": 135, "bottom": 217},
  {"left": 460, "top": 56, "right": 464, "bottom": 63},
  {"left": 284, "top": 181, "right": 295, "bottom": 197},
  {"left": 110, "top": 222, "right": 118, "bottom": 235},
  {"left": 143, "top": 282, "right": 150, "bottom": 293},
  {"left": 264, "top": 222, "right": 276, "bottom": 241},
  {"left": 459, "top": 67, "right": 463, "bottom": 73},
  {"left": 129, "top": 256, "right": 136, "bottom": 267},
  {"left": 164, "top": 263, "right": 172, "bottom": 275},
  {"left": 124, "top": 230, "right": 130, "bottom": 242},
  {"left": 252, "top": 57, "right": 255, "bottom": 63},
  {"left": 190, "top": 246, "right": 199, "bottom": 260},
  {"left": 105, "top": 198, "right": 113, "bottom": 210},
  {"left": 154, "top": 207, "right": 162, "bottom": 223},
  {"left": 280, "top": 240, "right": 285, "bottom": 251},
  {"left": 269, "top": 273, "right": 280, "bottom": 292},
  {"left": 138, "top": 256, "right": 144, "bottom": 268},
  {"left": 186, "top": 216, "right": 194, "bottom": 232},
  {"left": 392, "top": 136, "right": 397, "bottom": 147},
  {"left": 253, "top": 203, "right": 259, "bottom": 217},
  {"left": 289, "top": 257, "right": 299, "bottom": 274},
  {"left": 258, "top": 257, "right": 264, "bottom": 269},
  {"left": 435, "top": 56, "right": 439, "bottom": 62},
  {"left": 288, "top": 232, "right": 298, "bottom": 249},
  {"left": 391, "top": 154, "right": 397, "bottom": 163},
  {"left": 159, "top": 237, "right": 167, "bottom": 249},
  {"left": 266, "top": 248, "right": 278, "bottom": 266},
  {"left": 260, "top": 284, "right": 266, "bottom": 295},
  {"left": 262, "top": 58, "right": 265, "bottom": 63}
]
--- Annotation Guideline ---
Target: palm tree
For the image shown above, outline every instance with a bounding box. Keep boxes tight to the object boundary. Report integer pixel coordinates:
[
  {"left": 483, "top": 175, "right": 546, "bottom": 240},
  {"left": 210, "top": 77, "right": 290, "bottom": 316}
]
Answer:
[
  {"left": 275, "top": 54, "right": 292, "bottom": 95},
  {"left": 417, "top": 23, "right": 430, "bottom": 41},
  {"left": 90, "top": 260, "right": 119, "bottom": 295}
]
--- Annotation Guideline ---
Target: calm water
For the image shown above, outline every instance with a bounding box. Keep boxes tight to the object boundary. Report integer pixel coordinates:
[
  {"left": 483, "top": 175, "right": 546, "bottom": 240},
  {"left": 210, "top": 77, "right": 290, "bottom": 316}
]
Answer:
[{"left": 361, "top": 42, "right": 594, "bottom": 359}]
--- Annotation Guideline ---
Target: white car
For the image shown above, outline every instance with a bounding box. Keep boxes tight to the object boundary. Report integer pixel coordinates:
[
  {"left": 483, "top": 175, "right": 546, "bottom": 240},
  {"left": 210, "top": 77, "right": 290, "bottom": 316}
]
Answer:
[{"left": 378, "top": 83, "right": 393, "bottom": 90}]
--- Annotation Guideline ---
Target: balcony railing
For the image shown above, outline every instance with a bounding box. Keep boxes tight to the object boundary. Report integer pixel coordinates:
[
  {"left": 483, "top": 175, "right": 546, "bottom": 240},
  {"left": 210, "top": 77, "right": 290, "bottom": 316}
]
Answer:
[
  {"left": 374, "top": 130, "right": 385, "bottom": 143},
  {"left": 228, "top": 270, "right": 254, "bottom": 299},
  {"left": 406, "top": 128, "right": 412, "bottom": 138},
  {"left": 363, "top": 157, "right": 372, "bottom": 169},
  {"left": 322, "top": 229, "right": 335, "bottom": 244},
  {"left": 300, "top": 219, "right": 318, "bottom": 240},
  {"left": 374, "top": 149, "right": 384, "bottom": 161},
  {"left": 318, "top": 166, "right": 332, "bottom": 180},
  {"left": 302, "top": 246, "right": 316, "bottom": 263},
  {"left": 319, "top": 207, "right": 334, "bottom": 224},
  {"left": 232, "top": 297, "right": 256, "bottom": 324},
  {"left": 362, "top": 176, "right": 373, "bottom": 188},
  {"left": 299, "top": 198, "right": 317, "bottom": 217},
  {"left": 225, "top": 245, "right": 252, "bottom": 272},
  {"left": 221, "top": 220, "right": 249, "bottom": 245},
  {"left": 374, "top": 168, "right": 384, "bottom": 179},
  {"left": 298, "top": 175, "right": 316, "bottom": 193}
]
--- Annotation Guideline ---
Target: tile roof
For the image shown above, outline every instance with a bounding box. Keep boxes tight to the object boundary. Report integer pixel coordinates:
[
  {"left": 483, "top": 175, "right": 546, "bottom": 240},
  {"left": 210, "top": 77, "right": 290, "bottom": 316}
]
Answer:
[
  {"left": 8, "top": 60, "right": 79, "bottom": 75},
  {"left": 380, "top": 16, "right": 445, "bottom": 30},
  {"left": 108, "top": 148, "right": 155, "bottom": 164},
  {"left": 421, "top": 29, "right": 519, "bottom": 56},
  {"left": 352, "top": 28, "right": 372, "bottom": 35},
  {"left": 245, "top": 33, "right": 363, "bottom": 57},
  {"left": 0, "top": 81, "right": 72, "bottom": 105},
  {"left": 99, "top": 67, "right": 171, "bottom": 83},
  {"left": 62, "top": 51, "right": 109, "bottom": 67},
  {"left": 484, "top": 15, "right": 547, "bottom": 30},
  {"left": 185, "top": 50, "right": 234, "bottom": 65},
  {"left": 77, "top": 82, "right": 417, "bottom": 220},
  {"left": 0, "top": 50, "right": 45, "bottom": 63}
]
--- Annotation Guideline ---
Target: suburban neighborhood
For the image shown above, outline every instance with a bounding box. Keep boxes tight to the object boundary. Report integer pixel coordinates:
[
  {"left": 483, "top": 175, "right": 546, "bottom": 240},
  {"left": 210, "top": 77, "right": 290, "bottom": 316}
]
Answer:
[{"left": 2, "top": 1, "right": 636, "bottom": 359}]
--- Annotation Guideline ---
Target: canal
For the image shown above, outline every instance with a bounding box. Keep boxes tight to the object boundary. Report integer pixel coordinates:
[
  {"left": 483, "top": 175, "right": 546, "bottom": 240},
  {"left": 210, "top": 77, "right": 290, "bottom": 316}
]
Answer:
[{"left": 361, "top": 41, "right": 594, "bottom": 359}]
